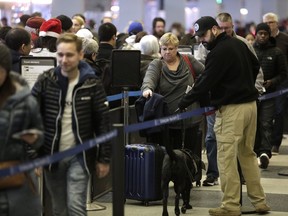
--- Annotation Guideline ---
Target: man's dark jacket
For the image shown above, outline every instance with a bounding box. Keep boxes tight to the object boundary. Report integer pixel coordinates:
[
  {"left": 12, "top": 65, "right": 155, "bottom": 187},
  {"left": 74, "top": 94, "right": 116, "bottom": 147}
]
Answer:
[
  {"left": 179, "top": 32, "right": 259, "bottom": 109},
  {"left": 253, "top": 37, "right": 287, "bottom": 93},
  {"left": 31, "top": 61, "right": 111, "bottom": 173}
]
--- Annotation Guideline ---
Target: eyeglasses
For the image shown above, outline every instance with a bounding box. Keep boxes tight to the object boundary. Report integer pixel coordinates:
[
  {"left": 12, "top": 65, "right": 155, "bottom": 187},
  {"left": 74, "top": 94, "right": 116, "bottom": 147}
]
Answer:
[{"left": 265, "top": 21, "right": 277, "bottom": 25}]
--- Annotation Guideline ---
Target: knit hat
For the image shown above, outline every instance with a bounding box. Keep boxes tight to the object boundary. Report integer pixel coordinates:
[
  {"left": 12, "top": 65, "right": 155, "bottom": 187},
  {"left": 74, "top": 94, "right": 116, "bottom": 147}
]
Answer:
[
  {"left": 56, "top": 15, "right": 73, "bottom": 32},
  {"left": 194, "top": 16, "right": 219, "bottom": 37},
  {"left": 128, "top": 21, "right": 143, "bottom": 35},
  {"left": 256, "top": 23, "right": 271, "bottom": 35},
  {"left": 76, "top": 28, "right": 93, "bottom": 39},
  {"left": 39, "top": 18, "right": 62, "bottom": 38},
  {"left": 0, "top": 43, "right": 11, "bottom": 73},
  {"left": 25, "top": 16, "right": 46, "bottom": 41}
]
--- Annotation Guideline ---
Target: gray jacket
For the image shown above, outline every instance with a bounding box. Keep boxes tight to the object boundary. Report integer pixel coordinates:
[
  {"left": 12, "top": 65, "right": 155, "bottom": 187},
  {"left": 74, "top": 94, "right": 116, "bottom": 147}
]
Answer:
[
  {"left": 142, "top": 53, "right": 205, "bottom": 128},
  {"left": 0, "top": 72, "right": 43, "bottom": 216}
]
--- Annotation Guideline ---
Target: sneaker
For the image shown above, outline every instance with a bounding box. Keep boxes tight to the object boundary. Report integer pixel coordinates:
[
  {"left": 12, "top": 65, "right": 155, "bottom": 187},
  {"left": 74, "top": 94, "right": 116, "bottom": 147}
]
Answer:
[
  {"left": 255, "top": 203, "right": 271, "bottom": 213},
  {"left": 271, "top": 146, "right": 279, "bottom": 155},
  {"left": 209, "top": 207, "right": 241, "bottom": 216},
  {"left": 259, "top": 153, "right": 269, "bottom": 169},
  {"left": 203, "top": 176, "right": 219, "bottom": 186}
]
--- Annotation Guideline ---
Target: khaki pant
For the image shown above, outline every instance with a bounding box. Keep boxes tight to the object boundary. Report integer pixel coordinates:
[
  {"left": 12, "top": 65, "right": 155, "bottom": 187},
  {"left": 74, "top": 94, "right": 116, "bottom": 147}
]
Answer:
[{"left": 214, "top": 101, "right": 266, "bottom": 211}]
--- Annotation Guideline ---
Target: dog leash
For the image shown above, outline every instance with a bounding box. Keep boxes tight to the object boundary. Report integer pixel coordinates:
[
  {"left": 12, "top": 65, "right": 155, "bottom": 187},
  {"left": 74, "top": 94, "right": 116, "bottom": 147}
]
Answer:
[
  {"left": 181, "top": 149, "right": 198, "bottom": 182},
  {"left": 180, "top": 115, "right": 198, "bottom": 182}
]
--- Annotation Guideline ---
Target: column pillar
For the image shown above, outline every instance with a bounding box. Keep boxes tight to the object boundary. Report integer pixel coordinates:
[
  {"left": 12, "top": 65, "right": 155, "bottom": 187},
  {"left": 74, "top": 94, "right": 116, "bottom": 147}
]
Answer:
[
  {"left": 51, "top": 0, "right": 85, "bottom": 18},
  {"left": 117, "top": 0, "right": 145, "bottom": 33},
  {"left": 164, "top": 0, "right": 186, "bottom": 32}
]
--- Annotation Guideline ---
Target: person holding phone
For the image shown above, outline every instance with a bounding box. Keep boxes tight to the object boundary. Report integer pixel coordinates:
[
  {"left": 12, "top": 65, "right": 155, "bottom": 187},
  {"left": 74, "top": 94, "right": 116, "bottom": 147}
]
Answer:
[{"left": 0, "top": 43, "right": 44, "bottom": 216}]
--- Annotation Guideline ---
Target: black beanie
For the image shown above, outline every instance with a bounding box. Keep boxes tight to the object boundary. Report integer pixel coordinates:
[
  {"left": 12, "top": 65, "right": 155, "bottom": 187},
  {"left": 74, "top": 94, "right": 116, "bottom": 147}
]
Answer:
[
  {"left": 256, "top": 23, "right": 271, "bottom": 35},
  {"left": 56, "top": 15, "right": 73, "bottom": 31},
  {"left": 0, "top": 43, "right": 11, "bottom": 73}
]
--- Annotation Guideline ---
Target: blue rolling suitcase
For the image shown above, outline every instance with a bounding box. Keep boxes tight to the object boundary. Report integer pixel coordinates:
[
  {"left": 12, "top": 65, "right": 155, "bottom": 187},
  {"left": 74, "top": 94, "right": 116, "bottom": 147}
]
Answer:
[{"left": 125, "top": 143, "right": 165, "bottom": 205}]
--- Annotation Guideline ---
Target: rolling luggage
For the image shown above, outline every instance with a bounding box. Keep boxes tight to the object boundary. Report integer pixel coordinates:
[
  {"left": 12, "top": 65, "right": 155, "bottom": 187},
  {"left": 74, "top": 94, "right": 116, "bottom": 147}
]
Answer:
[{"left": 125, "top": 143, "right": 165, "bottom": 205}]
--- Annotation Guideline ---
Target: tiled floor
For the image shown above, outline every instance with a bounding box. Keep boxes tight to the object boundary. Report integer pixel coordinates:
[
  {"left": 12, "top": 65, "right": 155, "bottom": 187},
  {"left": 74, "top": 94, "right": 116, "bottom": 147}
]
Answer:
[{"left": 88, "top": 137, "right": 288, "bottom": 216}]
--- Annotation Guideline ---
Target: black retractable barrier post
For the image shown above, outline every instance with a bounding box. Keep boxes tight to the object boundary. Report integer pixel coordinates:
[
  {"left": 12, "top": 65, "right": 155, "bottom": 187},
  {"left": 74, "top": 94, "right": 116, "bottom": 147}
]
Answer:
[
  {"left": 123, "top": 88, "right": 130, "bottom": 145},
  {"left": 112, "top": 124, "right": 125, "bottom": 216}
]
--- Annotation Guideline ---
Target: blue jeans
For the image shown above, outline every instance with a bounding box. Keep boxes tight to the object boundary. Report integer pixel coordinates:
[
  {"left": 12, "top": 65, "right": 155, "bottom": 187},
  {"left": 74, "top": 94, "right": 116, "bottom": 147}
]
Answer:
[
  {"left": 205, "top": 111, "right": 219, "bottom": 178},
  {"left": 44, "top": 156, "right": 89, "bottom": 216}
]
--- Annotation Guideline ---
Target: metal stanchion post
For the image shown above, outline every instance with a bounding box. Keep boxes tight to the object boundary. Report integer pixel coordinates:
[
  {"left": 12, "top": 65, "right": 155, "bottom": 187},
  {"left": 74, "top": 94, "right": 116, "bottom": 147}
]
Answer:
[
  {"left": 112, "top": 124, "right": 125, "bottom": 216},
  {"left": 123, "top": 88, "right": 129, "bottom": 145},
  {"left": 39, "top": 172, "right": 44, "bottom": 216}
]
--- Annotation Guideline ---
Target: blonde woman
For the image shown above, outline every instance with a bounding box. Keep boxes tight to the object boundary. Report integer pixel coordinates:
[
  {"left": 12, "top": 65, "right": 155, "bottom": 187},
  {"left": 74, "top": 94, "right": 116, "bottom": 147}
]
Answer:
[
  {"left": 142, "top": 32, "right": 204, "bottom": 149},
  {"left": 72, "top": 16, "right": 85, "bottom": 33}
]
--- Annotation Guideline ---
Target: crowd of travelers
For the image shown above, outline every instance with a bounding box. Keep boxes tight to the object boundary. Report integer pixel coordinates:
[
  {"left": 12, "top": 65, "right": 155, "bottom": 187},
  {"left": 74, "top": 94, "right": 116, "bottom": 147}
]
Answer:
[{"left": 1, "top": 10, "right": 288, "bottom": 216}]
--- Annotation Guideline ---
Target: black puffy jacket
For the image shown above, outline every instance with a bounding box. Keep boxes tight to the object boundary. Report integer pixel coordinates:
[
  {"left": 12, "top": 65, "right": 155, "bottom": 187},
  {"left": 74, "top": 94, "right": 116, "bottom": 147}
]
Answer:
[
  {"left": 32, "top": 61, "right": 111, "bottom": 173},
  {"left": 253, "top": 37, "right": 288, "bottom": 93}
]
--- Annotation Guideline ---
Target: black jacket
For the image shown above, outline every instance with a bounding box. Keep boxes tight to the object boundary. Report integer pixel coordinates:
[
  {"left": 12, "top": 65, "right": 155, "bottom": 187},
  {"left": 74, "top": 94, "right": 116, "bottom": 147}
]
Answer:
[
  {"left": 97, "top": 43, "right": 114, "bottom": 60},
  {"left": 253, "top": 37, "right": 288, "bottom": 93},
  {"left": 10, "top": 49, "right": 22, "bottom": 73},
  {"left": 179, "top": 32, "right": 259, "bottom": 109},
  {"left": 135, "top": 93, "right": 169, "bottom": 136},
  {"left": 31, "top": 61, "right": 111, "bottom": 173}
]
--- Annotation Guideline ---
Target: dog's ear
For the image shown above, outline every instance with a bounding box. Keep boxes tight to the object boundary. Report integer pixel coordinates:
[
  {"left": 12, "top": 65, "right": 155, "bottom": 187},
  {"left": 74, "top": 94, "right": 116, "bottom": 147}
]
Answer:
[{"left": 201, "top": 161, "right": 206, "bottom": 171}]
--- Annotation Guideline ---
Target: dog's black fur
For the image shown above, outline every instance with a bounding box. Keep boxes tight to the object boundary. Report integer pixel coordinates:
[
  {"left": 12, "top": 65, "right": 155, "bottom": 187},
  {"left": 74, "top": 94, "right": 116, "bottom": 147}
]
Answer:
[{"left": 161, "top": 147, "right": 205, "bottom": 216}]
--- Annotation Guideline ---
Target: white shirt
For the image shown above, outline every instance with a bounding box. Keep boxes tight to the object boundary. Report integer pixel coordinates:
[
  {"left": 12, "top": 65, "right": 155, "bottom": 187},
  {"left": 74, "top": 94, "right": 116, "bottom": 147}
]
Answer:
[{"left": 59, "top": 74, "right": 79, "bottom": 152}]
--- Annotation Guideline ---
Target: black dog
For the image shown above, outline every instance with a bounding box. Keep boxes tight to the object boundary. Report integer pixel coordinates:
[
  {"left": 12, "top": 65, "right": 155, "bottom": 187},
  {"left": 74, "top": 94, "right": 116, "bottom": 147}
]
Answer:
[{"left": 161, "top": 148, "right": 205, "bottom": 216}]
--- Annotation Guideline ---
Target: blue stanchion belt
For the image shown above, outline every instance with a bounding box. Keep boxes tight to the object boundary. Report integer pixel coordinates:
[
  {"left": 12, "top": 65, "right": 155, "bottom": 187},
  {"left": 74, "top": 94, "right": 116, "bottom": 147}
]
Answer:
[
  {"left": 107, "top": 90, "right": 141, "bottom": 102},
  {"left": 0, "top": 130, "right": 117, "bottom": 178},
  {"left": 258, "top": 88, "right": 288, "bottom": 101},
  {"left": 125, "top": 106, "right": 215, "bottom": 133},
  {"left": 1, "top": 88, "right": 288, "bottom": 178}
]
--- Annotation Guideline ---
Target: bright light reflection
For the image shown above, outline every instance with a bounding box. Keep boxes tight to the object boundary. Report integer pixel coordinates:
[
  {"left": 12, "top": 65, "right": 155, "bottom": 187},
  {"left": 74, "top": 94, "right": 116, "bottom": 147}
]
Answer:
[
  {"left": 111, "top": 5, "right": 119, "bottom": 12},
  {"left": 240, "top": 8, "right": 248, "bottom": 15},
  {"left": 0, "top": 0, "right": 52, "bottom": 4}
]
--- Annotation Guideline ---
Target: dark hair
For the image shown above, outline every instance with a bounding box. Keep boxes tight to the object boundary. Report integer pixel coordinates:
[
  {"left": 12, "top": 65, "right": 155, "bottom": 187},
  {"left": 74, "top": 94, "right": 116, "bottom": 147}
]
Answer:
[
  {"left": 135, "top": 31, "right": 148, "bottom": 43},
  {"left": 179, "top": 33, "right": 197, "bottom": 46},
  {"left": 0, "top": 43, "right": 15, "bottom": 108},
  {"left": 98, "top": 23, "right": 117, "bottom": 42},
  {"left": 33, "top": 36, "right": 57, "bottom": 52},
  {"left": 115, "top": 33, "right": 129, "bottom": 49},
  {"left": 56, "top": 15, "right": 73, "bottom": 32},
  {"left": 5, "top": 28, "right": 31, "bottom": 51},
  {"left": 19, "top": 14, "right": 31, "bottom": 26},
  {"left": 0, "top": 26, "right": 12, "bottom": 42},
  {"left": 31, "top": 12, "right": 42, "bottom": 17},
  {"left": 152, "top": 17, "right": 166, "bottom": 29}
]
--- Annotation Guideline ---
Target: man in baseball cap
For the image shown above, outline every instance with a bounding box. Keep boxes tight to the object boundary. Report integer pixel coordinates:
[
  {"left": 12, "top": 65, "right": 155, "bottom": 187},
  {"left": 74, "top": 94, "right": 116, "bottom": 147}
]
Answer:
[
  {"left": 194, "top": 16, "right": 219, "bottom": 37},
  {"left": 180, "top": 15, "right": 270, "bottom": 216}
]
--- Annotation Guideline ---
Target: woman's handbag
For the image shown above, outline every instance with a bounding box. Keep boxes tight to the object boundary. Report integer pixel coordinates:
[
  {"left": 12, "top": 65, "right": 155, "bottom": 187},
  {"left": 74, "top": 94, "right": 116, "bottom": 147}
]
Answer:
[{"left": 0, "top": 161, "right": 26, "bottom": 189}]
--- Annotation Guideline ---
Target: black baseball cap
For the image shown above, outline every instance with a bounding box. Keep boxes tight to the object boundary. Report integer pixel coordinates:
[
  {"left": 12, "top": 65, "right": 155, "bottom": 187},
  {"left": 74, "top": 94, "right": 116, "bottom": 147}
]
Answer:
[{"left": 194, "top": 16, "right": 219, "bottom": 37}]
